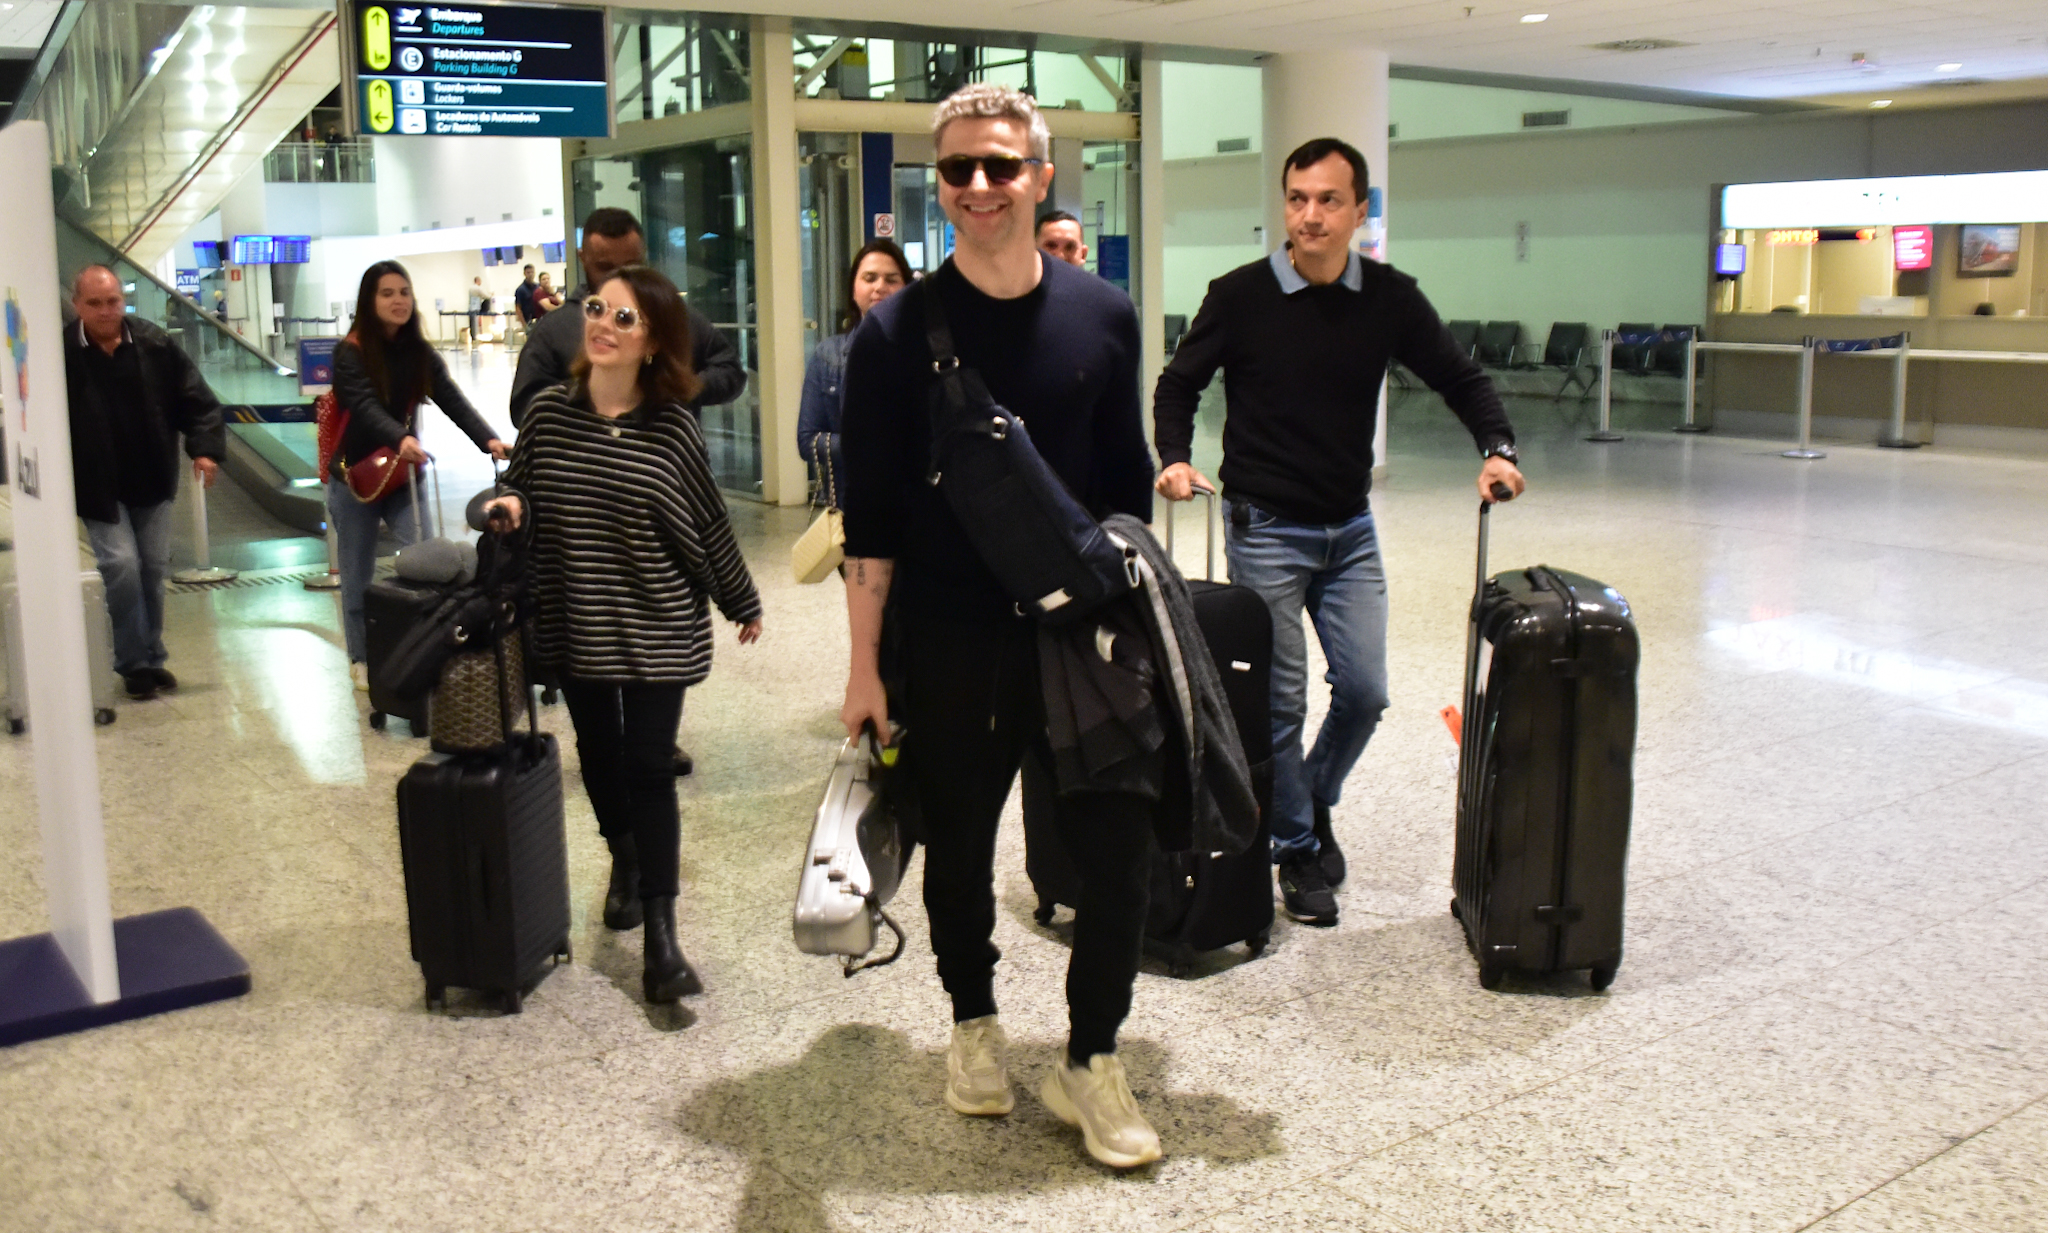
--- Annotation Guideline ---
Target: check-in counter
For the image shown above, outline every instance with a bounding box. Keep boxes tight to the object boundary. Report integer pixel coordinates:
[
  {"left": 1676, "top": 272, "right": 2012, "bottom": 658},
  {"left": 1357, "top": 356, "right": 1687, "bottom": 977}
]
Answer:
[{"left": 1704, "top": 313, "right": 2048, "bottom": 448}]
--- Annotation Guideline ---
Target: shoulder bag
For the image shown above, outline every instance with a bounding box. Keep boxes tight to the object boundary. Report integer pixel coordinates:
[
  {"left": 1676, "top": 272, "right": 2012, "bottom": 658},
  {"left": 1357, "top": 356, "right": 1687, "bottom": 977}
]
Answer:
[
  {"left": 921, "top": 271, "right": 1137, "bottom": 623},
  {"left": 791, "top": 433, "right": 846, "bottom": 584}
]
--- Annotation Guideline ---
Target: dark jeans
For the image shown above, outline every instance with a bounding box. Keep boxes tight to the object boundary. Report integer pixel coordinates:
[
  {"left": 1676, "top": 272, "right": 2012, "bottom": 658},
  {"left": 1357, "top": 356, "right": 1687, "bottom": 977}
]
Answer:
[
  {"left": 560, "top": 679, "right": 686, "bottom": 899},
  {"left": 897, "top": 608, "right": 1152, "bottom": 1062}
]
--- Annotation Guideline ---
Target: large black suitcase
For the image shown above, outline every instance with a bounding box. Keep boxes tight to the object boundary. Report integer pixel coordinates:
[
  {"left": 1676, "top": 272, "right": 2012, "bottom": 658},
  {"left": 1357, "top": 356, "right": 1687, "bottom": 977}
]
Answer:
[
  {"left": 1452, "top": 492, "right": 1637, "bottom": 991},
  {"left": 396, "top": 732, "right": 572, "bottom": 1013},
  {"left": 364, "top": 575, "right": 440, "bottom": 732},
  {"left": 1025, "top": 491, "right": 1275, "bottom": 975}
]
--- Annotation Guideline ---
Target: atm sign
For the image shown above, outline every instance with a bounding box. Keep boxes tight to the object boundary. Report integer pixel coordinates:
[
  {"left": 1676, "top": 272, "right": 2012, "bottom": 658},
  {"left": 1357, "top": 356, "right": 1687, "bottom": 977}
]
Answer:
[{"left": 1893, "top": 225, "right": 1933, "bottom": 271}]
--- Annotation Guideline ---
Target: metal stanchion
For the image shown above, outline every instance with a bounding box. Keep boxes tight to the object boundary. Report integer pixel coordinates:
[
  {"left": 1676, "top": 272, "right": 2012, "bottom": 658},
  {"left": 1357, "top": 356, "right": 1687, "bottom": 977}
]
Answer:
[
  {"left": 1877, "top": 331, "right": 1921, "bottom": 449},
  {"left": 1586, "top": 329, "right": 1623, "bottom": 442},
  {"left": 1781, "top": 337, "right": 1825, "bottom": 460},
  {"left": 1674, "top": 334, "right": 1708, "bottom": 433},
  {"left": 171, "top": 472, "right": 239, "bottom": 584},
  {"left": 304, "top": 511, "right": 341, "bottom": 591}
]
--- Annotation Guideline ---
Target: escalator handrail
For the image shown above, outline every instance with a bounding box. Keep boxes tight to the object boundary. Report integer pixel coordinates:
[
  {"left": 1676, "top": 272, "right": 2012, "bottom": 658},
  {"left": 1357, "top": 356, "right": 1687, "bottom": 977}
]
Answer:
[{"left": 58, "top": 216, "right": 297, "bottom": 378}]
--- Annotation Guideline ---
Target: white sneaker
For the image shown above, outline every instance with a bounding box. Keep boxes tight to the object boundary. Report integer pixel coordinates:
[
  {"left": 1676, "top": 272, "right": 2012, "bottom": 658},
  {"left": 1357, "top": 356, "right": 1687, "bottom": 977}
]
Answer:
[
  {"left": 945, "top": 1015, "right": 1014, "bottom": 1116},
  {"left": 350, "top": 662, "right": 370, "bottom": 692},
  {"left": 1040, "top": 1053, "right": 1162, "bottom": 1168}
]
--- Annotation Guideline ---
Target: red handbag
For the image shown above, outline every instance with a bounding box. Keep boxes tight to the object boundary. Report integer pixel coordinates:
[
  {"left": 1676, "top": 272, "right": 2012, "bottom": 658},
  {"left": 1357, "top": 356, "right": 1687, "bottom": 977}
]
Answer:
[{"left": 314, "top": 332, "right": 418, "bottom": 504}]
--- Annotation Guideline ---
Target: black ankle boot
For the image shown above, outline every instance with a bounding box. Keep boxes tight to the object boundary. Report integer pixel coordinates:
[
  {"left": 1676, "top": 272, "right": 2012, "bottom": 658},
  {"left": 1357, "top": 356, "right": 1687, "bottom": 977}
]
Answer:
[
  {"left": 641, "top": 896, "right": 701, "bottom": 1002},
  {"left": 603, "top": 839, "right": 643, "bottom": 931},
  {"left": 1312, "top": 802, "right": 1346, "bottom": 887}
]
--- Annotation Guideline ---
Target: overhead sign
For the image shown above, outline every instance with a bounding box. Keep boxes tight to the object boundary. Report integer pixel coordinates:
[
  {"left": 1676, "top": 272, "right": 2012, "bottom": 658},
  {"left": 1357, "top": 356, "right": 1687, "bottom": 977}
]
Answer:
[
  {"left": 872, "top": 213, "right": 895, "bottom": 238},
  {"left": 1892, "top": 224, "right": 1933, "bottom": 271},
  {"left": 348, "top": 3, "right": 613, "bottom": 139},
  {"left": 1723, "top": 170, "right": 2048, "bottom": 228}
]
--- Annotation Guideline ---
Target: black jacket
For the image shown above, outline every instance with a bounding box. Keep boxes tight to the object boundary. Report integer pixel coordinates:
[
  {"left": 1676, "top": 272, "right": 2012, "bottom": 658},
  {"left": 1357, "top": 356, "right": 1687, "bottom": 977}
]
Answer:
[
  {"left": 331, "top": 336, "right": 497, "bottom": 477},
  {"left": 64, "top": 318, "right": 226, "bottom": 523},
  {"left": 508, "top": 284, "right": 746, "bottom": 427}
]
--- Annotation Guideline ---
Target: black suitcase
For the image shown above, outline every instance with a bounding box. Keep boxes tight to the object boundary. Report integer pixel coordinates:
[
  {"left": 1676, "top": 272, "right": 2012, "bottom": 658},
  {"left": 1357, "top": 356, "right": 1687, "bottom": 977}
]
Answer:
[
  {"left": 364, "top": 575, "right": 440, "bottom": 732},
  {"left": 1025, "top": 490, "right": 1275, "bottom": 975},
  {"left": 1451, "top": 491, "right": 1637, "bottom": 992}
]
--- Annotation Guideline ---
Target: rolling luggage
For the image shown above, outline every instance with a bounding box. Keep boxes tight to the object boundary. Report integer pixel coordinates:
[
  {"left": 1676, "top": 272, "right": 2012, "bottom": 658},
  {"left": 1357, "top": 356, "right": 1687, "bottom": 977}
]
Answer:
[
  {"left": 3, "top": 571, "right": 122, "bottom": 733},
  {"left": 1451, "top": 490, "right": 1637, "bottom": 992},
  {"left": 793, "top": 730, "right": 912, "bottom": 975},
  {"left": 395, "top": 598, "right": 569, "bottom": 1014},
  {"left": 1024, "top": 489, "right": 1275, "bottom": 975}
]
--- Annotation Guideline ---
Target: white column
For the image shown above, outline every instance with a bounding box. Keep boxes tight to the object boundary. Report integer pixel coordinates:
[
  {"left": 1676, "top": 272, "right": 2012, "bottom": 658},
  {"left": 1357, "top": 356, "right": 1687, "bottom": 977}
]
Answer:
[
  {"left": 1138, "top": 56, "right": 1166, "bottom": 418},
  {"left": 1262, "top": 48, "right": 1392, "bottom": 471},
  {"left": 750, "top": 16, "right": 807, "bottom": 507}
]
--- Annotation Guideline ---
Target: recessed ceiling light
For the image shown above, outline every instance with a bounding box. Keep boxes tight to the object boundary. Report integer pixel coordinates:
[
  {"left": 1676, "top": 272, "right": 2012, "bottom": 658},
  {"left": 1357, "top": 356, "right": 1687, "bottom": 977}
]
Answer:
[
  {"left": 1937, "top": 62, "right": 1962, "bottom": 71},
  {"left": 1869, "top": 99, "right": 1892, "bottom": 108},
  {"left": 1521, "top": 13, "right": 1549, "bottom": 22}
]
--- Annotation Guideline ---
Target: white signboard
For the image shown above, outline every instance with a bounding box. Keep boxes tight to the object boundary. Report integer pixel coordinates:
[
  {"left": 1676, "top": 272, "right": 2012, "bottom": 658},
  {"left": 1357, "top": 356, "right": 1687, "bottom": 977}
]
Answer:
[
  {"left": 1722, "top": 170, "right": 2048, "bottom": 229},
  {"left": 0, "top": 121, "right": 119, "bottom": 1002}
]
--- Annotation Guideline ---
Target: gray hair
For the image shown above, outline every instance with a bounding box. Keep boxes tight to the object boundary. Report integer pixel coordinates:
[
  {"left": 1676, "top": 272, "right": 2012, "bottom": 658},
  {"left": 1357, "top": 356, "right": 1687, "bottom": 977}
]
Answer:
[{"left": 931, "top": 83, "right": 1051, "bottom": 162}]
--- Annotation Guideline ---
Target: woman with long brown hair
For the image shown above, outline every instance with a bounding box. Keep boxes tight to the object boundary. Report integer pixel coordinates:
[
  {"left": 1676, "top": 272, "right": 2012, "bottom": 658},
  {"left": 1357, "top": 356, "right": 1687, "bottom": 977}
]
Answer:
[
  {"left": 795, "top": 238, "right": 912, "bottom": 489},
  {"left": 331, "top": 259, "right": 506, "bottom": 690},
  {"left": 486, "top": 264, "right": 762, "bottom": 1003}
]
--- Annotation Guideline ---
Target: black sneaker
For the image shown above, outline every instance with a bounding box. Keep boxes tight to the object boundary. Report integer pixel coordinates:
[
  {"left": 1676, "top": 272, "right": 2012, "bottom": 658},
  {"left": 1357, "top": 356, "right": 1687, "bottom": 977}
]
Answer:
[
  {"left": 673, "top": 746, "right": 694, "bottom": 777},
  {"left": 121, "top": 672, "right": 157, "bottom": 700},
  {"left": 1278, "top": 855, "right": 1338, "bottom": 926},
  {"left": 1312, "top": 802, "right": 1346, "bottom": 887},
  {"left": 147, "top": 667, "right": 178, "bottom": 692}
]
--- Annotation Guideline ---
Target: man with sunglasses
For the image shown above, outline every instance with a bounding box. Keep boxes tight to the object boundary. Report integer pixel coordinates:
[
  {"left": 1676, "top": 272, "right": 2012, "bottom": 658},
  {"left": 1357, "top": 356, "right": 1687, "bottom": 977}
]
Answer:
[
  {"left": 1153, "top": 137, "right": 1524, "bottom": 928},
  {"left": 511, "top": 206, "right": 746, "bottom": 778},
  {"left": 837, "top": 84, "right": 1164, "bottom": 1169}
]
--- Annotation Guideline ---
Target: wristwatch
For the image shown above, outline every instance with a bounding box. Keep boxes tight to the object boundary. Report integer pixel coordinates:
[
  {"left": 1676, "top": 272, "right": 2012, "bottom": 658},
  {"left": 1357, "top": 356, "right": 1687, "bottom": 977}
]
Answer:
[{"left": 1481, "top": 441, "right": 1520, "bottom": 466}]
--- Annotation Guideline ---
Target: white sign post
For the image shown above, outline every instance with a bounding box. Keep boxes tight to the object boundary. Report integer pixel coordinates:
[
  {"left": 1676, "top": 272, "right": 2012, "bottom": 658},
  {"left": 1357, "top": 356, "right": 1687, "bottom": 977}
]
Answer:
[{"left": 0, "top": 120, "right": 247, "bottom": 1047}]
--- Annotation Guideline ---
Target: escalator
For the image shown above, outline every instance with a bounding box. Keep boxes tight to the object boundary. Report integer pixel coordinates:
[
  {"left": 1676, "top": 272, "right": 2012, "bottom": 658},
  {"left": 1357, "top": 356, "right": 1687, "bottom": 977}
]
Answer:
[{"left": 57, "top": 216, "right": 329, "bottom": 535}]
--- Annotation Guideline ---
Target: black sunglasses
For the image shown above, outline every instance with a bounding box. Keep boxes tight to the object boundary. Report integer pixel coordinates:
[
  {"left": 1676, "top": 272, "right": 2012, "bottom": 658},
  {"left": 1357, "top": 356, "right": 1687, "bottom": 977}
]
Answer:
[
  {"left": 935, "top": 154, "right": 1043, "bottom": 188},
  {"left": 582, "top": 297, "right": 644, "bottom": 332}
]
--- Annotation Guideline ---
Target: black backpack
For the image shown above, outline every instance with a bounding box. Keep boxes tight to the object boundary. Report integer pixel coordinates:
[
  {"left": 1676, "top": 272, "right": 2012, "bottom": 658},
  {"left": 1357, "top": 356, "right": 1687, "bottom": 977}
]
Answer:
[{"left": 920, "top": 274, "right": 1136, "bottom": 623}]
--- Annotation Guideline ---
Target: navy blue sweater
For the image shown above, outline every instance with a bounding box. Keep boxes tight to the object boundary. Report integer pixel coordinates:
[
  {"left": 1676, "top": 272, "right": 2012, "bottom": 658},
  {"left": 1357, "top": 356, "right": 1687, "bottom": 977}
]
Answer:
[{"left": 840, "top": 257, "right": 1154, "bottom": 621}]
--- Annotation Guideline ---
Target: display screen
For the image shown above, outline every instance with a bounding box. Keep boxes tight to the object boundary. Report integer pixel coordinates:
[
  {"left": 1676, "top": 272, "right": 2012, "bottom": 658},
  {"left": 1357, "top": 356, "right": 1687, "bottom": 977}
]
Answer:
[
  {"left": 542, "top": 241, "right": 565, "bottom": 263},
  {"left": 193, "top": 241, "right": 222, "bottom": 269},
  {"left": 272, "top": 236, "right": 312, "bottom": 264},
  {"left": 1958, "top": 224, "right": 2021, "bottom": 277},
  {"left": 352, "top": 2, "right": 611, "bottom": 139},
  {"left": 1714, "top": 243, "right": 1747, "bottom": 276},
  {"left": 1892, "top": 225, "right": 1933, "bottom": 271},
  {"left": 230, "top": 235, "right": 273, "bottom": 265},
  {"left": 481, "top": 248, "right": 499, "bottom": 267}
]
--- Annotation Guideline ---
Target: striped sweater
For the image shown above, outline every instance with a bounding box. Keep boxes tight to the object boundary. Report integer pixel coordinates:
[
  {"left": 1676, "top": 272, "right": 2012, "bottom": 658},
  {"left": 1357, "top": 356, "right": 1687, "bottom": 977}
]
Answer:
[{"left": 504, "top": 384, "right": 762, "bottom": 685}]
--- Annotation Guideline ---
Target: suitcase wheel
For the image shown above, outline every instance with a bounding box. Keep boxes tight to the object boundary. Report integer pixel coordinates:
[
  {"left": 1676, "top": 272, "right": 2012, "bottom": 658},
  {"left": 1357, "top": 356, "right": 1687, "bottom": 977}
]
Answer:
[
  {"left": 1477, "top": 962, "right": 1506, "bottom": 991},
  {"left": 7, "top": 716, "right": 23, "bottom": 735},
  {"left": 555, "top": 940, "right": 572, "bottom": 965},
  {"left": 502, "top": 989, "right": 523, "bottom": 1015},
  {"left": 369, "top": 710, "right": 387, "bottom": 730},
  {"left": 1589, "top": 962, "right": 1617, "bottom": 993},
  {"left": 540, "top": 687, "right": 559, "bottom": 706},
  {"left": 424, "top": 982, "right": 445, "bottom": 1012},
  {"left": 1449, "top": 898, "right": 1461, "bottom": 922},
  {"left": 1033, "top": 901, "right": 1055, "bottom": 927},
  {"left": 1245, "top": 927, "right": 1271, "bottom": 959},
  {"left": 94, "top": 708, "right": 116, "bottom": 727}
]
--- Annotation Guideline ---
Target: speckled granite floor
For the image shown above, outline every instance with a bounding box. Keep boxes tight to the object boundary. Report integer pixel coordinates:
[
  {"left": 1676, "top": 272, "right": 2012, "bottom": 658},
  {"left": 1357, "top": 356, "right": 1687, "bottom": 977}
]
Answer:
[{"left": 1, "top": 389, "right": 2043, "bottom": 1233}]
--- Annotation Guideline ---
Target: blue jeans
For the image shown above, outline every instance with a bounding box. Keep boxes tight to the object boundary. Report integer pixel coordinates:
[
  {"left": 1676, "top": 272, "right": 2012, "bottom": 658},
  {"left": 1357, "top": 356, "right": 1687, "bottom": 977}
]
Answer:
[
  {"left": 1224, "top": 502, "right": 1390, "bottom": 863},
  {"left": 328, "top": 480, "right": 422, "bottom": 662},
  {"left": 84, "top": 500, "right": 175, "bottom": 675}
]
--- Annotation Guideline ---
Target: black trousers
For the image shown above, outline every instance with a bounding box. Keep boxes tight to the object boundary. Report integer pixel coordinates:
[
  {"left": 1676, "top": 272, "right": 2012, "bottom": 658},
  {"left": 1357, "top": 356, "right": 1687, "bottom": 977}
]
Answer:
[
  {"left": 897, "top": 609, "right": 1153, "bottom": 1063},
  {"left": 560, "top": 679, "right": 686, "bottom": 899}
]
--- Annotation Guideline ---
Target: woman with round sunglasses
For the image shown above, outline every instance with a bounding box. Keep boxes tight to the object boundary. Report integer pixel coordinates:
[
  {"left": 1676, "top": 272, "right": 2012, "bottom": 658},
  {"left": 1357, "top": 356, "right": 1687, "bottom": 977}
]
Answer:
[
  {"left": 796, "top": 238, "right": 913, "bottom": 492},
  {"left": 330, "top": 260, "right": 507, "bottom": 692},
  {"left": 486, "top": 265, "right": 763, "bottom": 1003}
]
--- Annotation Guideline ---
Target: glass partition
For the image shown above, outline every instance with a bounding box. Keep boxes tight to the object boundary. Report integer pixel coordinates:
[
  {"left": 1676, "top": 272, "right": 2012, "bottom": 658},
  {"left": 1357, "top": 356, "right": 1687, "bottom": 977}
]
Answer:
[
  {"left": 612, "top": 12, "right": 751, "bottom": 125},
  {"left": 789, "top": 29, "right": 1134, "bottom": 112}
]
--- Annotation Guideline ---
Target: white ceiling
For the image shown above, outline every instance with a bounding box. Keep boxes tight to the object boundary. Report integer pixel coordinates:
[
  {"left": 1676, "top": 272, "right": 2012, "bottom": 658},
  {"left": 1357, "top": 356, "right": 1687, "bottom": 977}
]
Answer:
[
  {"left": 0, "top": 1, "right": 62, "bottom": 56},
  {"left": 700, "top": 0, "right": 2048, "bottom": 102}
]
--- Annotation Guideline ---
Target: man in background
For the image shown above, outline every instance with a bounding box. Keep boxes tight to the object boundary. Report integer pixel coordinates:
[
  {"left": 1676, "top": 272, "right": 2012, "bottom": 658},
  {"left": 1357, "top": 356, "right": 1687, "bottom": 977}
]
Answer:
[
  {"left": 513, "top": 263, "right": 541, "bottom": 330},
  {"left": 1035, "top": 210, "right": 1089, "bottom": 269},
  {"left": 64, "top": 266, "right": 228, "bottom": 701}
]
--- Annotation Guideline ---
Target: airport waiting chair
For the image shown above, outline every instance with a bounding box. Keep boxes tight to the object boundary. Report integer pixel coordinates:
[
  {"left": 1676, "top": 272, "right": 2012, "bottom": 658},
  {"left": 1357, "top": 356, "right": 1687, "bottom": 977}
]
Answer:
[
  {"left": 1653, "top": 325, "right": 1701, "bottom": 378},
  {"left": 1539, "top": 322, "right": 1596, "bottom": 398},
  {"left": 1446, "top": 319, "right": 1482, "bottom": 359},
  {"left": 1164, "top": 314, "right": 1189, "bottom": 355},
  {"left": 1612, "top": 322, "right": 1659, "bottom": 375},
  {"left": 1477, "top": 321, "right": 1528, "bottom": 368}
]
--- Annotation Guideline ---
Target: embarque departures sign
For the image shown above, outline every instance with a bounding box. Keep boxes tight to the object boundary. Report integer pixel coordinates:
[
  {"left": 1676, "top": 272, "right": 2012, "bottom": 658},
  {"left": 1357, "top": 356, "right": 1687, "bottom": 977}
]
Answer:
[{"left": 344, "top": 2, "right": 613, "bottom": 140}]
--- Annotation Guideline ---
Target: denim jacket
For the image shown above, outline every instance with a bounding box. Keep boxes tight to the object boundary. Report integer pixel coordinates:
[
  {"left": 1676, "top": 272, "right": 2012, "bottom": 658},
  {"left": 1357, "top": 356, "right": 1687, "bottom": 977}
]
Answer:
[{"left": 796, "top": 331, "right": 854, "bottom": 500}]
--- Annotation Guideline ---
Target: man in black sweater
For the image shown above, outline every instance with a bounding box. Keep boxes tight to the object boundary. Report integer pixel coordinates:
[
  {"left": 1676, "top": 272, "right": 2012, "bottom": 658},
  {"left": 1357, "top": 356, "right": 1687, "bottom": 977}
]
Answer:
[
  {"left": 1153, "top": 138, "right": 1525, "bottom": 927},
  {"left": 838, "top": 84, "right": 1164, "bottom": 1170}
]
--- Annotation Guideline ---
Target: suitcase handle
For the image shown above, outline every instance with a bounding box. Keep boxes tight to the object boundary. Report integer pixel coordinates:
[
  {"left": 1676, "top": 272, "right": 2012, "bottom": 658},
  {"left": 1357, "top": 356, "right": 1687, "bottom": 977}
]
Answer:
[
  {"left": 1162, "top": 483, "right": 1217, "bottom": 582},
  {"left": 1465, "top": 484, "right": 1516, "bottom": 738}
]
